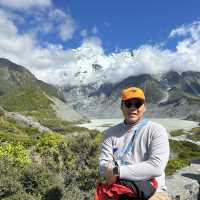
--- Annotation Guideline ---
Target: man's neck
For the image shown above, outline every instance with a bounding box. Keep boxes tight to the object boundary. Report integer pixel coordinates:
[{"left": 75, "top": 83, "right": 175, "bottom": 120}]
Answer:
[{"left": 124, "top": 118, "right": 143, "bottom": 126}]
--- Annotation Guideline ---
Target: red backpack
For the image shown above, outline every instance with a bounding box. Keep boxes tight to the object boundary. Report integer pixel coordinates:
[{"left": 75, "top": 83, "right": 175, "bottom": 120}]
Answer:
[{"left": 95, "top": 178, "right": 158, "bottom": 200}]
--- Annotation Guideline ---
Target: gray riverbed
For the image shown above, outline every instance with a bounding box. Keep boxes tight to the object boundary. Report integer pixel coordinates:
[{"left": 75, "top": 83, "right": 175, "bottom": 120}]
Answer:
[{"left": 77, "top": 118, "right": 199, "bottom": 132}]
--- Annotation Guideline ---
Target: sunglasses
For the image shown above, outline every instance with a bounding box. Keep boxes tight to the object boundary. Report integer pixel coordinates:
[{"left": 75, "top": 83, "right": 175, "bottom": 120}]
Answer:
[{"left": 122, "top": 99, "right": 144, "bottom": 109}]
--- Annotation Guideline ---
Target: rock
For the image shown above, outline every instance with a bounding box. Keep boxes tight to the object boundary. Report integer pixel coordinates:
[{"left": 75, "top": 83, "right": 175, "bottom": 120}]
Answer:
[
  {"left": 5, "top": 112, "right": 50, "bottom": 133},
  {"left": 166, "top": 161, "right": 200, "bottom": 200}
]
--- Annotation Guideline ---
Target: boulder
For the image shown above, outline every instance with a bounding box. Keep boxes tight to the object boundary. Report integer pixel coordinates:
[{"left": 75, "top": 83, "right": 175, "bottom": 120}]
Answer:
[{"left": 166, "top": 161, "right": 200, "bottom": 200}]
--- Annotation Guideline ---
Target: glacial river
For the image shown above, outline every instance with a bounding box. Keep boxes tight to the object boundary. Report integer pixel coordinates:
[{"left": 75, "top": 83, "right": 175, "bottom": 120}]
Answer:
[{"left": 77, "top": 118, "right": 199, "bottom": 132}]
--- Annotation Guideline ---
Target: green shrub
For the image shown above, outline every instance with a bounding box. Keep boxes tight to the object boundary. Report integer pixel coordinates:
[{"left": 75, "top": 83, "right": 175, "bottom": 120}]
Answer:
[
  {"left": 0, "top": 131, "right": 35, "bottom": 147},
  {"left": 68, "top": 132, "right": 102, "bottom": 190},
  {"left": 0, "top": 143, "right": 31, "bottom": 166},
  {"left": 178, "top": 151, "right": 190, "bottom": 160},
  {"left": 170, "top": 129, "right": 185, "bottom": 137},
  {"left": 36, "top": 133, "right": 71, "bottom": 173},
  {"left": 36, "top": 132, "right": 63, "bottom": 153},
  {"left": 187, "top": 127, "right": 200, "bottom": 141},
  {"left": 0, "top": 113, "right": 102, "bottom": 198},
  {"left": 166, "top": 159, "right": 189, "bottom": 176},
  {"left": 21, "top": 165, "right": 64, "bottom": 198},
  {"left": 169, "top": 139, "right": 200, "bottom": 152},
  {"left": 0, "top": 116, "right": 18, "bottom": 132},
  {"left": 38, "top": 118, "right": 89, "bottom": 134},
  {"left": 0, "top": 116, "right": 36, "bottom": 147},
  {"left": 0, "top": 107, "right": 4, "bottom": 116},
  {"left": 3, "top": 192, "right": 41, "bottom": 200},
  {"left": 0, "top": 157, "right": 64, "bottom": 199},
  {"left": 0, "top": 158, "right": 24, "bottom": 199},
  {"left": 62, "top": 183, "right": 95, "bottom": 200},
  {"left": 167, "top": 139, "right": 200, "bottom": 175}
]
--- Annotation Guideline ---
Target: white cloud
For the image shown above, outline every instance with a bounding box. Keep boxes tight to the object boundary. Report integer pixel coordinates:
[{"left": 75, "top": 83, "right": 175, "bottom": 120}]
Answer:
[
  {"left": 0, "top": 10, "right": 17, "bottom": 37},
  {"left": 0, "top": 7, "right": 200, "bottom": 87},
  {"left": 80, "top": 29, "right": 88, "bottom": 37},
  {"left": 169, "top": 25, "right": 189, "bottom": 38},
  {"left": 169, "top": 21, "right": 200, "bottom": 41},
  {"left": 48, "top": 8, "right": 66, "bottom": 20},
  {"left": 0, "top": 0, "right": 51, "bottom": 10},
  {"left": 48, "top": 8, "right": 76, "bottom": 41},
  {"left": 81, "top": 36, "right": 103, "bottom": 53},
  {"left": 80, "top": 26, "right": 98, "bottom": 39},
  {"left": 59, "top": 17, "right": 75, "bottom": 41},
  {"left": 0, "top": 4, "right": 76, "bottom": 42}
]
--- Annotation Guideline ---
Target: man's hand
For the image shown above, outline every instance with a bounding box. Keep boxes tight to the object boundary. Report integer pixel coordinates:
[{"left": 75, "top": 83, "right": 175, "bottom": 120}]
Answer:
[{"left": 105, "top": 167, "right": 118, "bottom": 185}]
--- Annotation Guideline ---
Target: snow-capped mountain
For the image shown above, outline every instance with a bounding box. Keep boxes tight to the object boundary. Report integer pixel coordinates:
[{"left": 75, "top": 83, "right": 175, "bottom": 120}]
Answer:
[
  {"left": 62, "top": 70, "right": 200, "bottom": 119},
  {"left": 57, "top": 42, "right": 139, "bottom": 88}
]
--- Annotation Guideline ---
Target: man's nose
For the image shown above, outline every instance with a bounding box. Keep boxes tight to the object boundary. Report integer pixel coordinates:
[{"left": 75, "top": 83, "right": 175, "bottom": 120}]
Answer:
[{"left": 129, "top": 107, "right": 138, "bottom": 112}]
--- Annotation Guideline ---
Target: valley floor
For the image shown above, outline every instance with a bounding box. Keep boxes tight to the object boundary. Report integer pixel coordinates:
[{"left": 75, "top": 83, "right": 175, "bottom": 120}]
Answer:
[{"left": 77, "top": 118, "right": 199, "bottom": 132}]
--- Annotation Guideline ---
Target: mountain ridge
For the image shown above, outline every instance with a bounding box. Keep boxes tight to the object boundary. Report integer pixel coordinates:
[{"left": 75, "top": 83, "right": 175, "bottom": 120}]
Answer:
[
  {"left": 0, "top": 58, "right": 87, "bottom": 123},
  {"left": 62, "top": 71, "right": 200, "bottom": 119}
]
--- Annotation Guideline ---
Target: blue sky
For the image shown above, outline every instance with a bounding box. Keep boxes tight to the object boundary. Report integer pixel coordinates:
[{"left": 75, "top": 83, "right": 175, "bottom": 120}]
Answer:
[
  {"left": 3, "top": 0, "right": 200, "bottom": 52},
  {"left": 0, "top": 0, "right": 200, "bottom": 85},
  {"left": 60, "top": 0, "right": 200, "bottom": 51}
]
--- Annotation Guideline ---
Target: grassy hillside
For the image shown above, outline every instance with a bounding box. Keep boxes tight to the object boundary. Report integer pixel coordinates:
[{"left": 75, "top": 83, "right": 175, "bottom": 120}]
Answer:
[
  {"left": 0, "top": 58, "right": 87, "bottom": 123},
  {"left": 0, "top": 87, "right": 52, "bottom": 112},
  {"left": 0, "top": 86, "right": 59, "bottom": 127},
  {"left": 0, "top": 58, "right": 58, "bottom": 107},
  {"left": 0, "top": 58, "right": 58, "bottom": 98}
]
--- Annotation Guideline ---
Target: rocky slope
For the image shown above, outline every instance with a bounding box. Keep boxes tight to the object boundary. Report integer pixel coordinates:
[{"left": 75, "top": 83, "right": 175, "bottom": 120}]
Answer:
[{"left": 62, "top": 71, "right": 200, "bottom": 119}]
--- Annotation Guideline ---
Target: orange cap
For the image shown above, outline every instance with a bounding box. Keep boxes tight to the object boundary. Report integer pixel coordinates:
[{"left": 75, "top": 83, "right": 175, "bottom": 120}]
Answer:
[{"left": 121, "top": 87, "right": 145, "bottom": 101}]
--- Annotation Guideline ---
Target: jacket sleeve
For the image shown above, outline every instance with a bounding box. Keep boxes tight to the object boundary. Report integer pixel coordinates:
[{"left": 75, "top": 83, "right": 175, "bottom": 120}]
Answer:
[
  {"left": 99, "top": 132, "right": 115, "bottom": 176},
  {"left": 119, "top": 124, "right": 170, "bottom": 181}
]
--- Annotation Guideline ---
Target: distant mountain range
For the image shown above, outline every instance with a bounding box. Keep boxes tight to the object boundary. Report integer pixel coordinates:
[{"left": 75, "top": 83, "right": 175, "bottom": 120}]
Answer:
[
  {"left": 1, "top": 57, "right": 199, "bottom": 120},
  {"left": 62, "top": 70, "right": 200, "bottom": 119},
  {"left": 0, "top": 58, "right": 86, "bottom": 122}
]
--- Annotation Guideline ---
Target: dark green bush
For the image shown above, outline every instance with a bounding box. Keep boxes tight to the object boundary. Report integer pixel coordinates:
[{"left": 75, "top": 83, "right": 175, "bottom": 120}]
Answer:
[
  {"left": 3, "top": 192, "right": 41, "bottom": 200},
  {"left": 21, "top": 165, "right": 64, "bottom": 198},
  {"left": 0, "top": 158, "right": 24, "bottom": 199},
  {"left": 62, "top": 183, "right": 95, "bottom": 200},
  {"left": 187, "top": 127, "right": 200, "bottom": 141},
  {"left": 68, "top": 132, "right": 102, "bottom": 190},
  {"left": 169, "top": 139, "right": 200, "bottom": 152},
  {"left": 170, "top": 129, "right": 185, "bottom": 137},
  {"left": 38, "top": 118, "right": 89, "bottom": 134}
]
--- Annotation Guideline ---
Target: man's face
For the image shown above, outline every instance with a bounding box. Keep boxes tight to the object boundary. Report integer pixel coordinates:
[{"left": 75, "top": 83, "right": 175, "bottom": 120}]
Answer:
[{"left": 121, "top": 98, "right": 145, "bottom": 124}]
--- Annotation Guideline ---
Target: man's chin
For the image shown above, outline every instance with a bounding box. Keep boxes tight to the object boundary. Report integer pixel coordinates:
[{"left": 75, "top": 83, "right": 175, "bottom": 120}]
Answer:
[{"left": 126, "top": 117, "right": 140, "bottom": 124}]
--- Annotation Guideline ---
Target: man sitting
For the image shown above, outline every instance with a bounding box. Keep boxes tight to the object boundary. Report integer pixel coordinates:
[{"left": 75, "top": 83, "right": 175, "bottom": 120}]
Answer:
[{"left": 98, "top": 87, "right": 170, "bottom": 200}]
